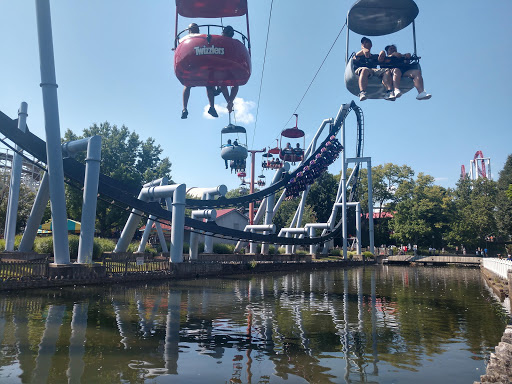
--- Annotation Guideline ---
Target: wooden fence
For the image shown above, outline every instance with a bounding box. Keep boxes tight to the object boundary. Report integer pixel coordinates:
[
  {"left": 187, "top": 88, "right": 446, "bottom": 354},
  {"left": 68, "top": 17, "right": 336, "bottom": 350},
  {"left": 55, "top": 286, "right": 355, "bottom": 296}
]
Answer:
[{"left": 0, "top": 258, "right": 49, "bottom": 281}]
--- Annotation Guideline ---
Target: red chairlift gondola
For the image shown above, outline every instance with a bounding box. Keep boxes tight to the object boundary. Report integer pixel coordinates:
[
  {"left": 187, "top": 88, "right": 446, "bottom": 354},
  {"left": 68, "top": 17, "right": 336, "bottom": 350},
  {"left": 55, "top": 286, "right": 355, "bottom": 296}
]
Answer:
[
  {"left": 257, "top": 174, "right": 266, "bottom": 187},
  {"left": 279, "top": 114, "right": 305, "bottom": 163},
  {"left": 174, "top": 0, "right": 252, "bottom": 87}
]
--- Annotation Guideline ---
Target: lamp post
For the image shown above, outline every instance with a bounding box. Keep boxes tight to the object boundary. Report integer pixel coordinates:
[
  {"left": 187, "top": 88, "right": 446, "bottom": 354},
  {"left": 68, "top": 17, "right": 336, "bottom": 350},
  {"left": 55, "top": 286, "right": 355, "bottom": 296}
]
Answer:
[{"left": 247, "top": 149, "right": 266, "bottom": 225}]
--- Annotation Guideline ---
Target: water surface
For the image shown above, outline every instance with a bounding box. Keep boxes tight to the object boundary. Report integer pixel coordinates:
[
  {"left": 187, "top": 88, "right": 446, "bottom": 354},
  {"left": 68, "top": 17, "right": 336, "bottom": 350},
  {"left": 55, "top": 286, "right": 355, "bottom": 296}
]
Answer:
[{"left": 0, "top": 266, "right": 508, "bottom": 383}]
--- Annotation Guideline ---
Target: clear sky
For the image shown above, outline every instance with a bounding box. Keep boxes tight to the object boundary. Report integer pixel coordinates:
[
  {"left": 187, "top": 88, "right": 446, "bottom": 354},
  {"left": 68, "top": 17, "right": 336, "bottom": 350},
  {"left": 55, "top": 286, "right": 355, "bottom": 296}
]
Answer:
[{"left": 0, "top": 1, "right": 510, "bottom": 192}]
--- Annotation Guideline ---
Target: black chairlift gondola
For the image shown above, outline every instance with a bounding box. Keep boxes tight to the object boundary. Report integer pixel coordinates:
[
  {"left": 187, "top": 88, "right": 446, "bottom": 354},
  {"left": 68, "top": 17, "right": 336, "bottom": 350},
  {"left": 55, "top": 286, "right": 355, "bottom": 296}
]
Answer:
[
  {"left": 221, "top": 123, "right": 248, "bottom": 170},
  {"left": 239, "top": 181, "right": 248, "bottom": 194},
  {"left": 344, "top": 0, "right": 422, "bottom": 99},
  {"left": 257, "top": 174, "right": 266, "bottom": 187},
  {"left": 174, "top": 0, "right": 252, "bottom": 87},
  {"left": 279, "top": 114, "right": 305, "bottom": 164}
]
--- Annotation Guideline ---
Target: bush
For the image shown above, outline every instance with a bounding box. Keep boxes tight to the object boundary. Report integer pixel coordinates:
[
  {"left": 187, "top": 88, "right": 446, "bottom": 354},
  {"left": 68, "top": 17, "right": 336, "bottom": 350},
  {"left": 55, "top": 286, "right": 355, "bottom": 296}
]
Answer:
[
  {"left": 0, "top": 239, "right": 4, "bottom": 250},
  {"left": 213, "top": 243, "right": 235, "bottom": 254},
  {"left": 34, "top": 236, "right": 53, "bottom": 254},
  {"left": 329, "top": 248, "right": 342, "bottom": 256},
  {"left": 127, "top": 242, "right": 157, "bottom": 255},
  {"left": 68, "top": 235, "right": 80, "bottom": 259},
  {"left": 363, "top": 251, "right": 374, "bottom": 259},
  {"left": 94, "top": 238, "right": 115, "bottom": 259},
  {"left": 182, "top": 243, "right": 190, "bottom": 254}
]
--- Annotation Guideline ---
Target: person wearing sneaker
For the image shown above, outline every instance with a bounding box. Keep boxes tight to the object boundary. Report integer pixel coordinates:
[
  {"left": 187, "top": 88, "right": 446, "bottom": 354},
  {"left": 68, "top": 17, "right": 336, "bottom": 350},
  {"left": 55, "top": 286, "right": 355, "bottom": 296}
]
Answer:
[
  {"left": 379, "top": 44, "right": 431, "bottom": 100},
  {"left": 179, "top": 23, "right": 219, "bottom": 119},
  {"left": 353, "top": 37, "right": 394, "bottom": 101}
]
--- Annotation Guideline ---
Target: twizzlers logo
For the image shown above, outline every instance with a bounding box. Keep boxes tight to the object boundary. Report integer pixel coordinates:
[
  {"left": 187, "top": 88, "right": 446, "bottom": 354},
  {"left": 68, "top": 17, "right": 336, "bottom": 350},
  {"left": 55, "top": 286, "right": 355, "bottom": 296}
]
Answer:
[{"left": 194, "top": 45, "right": 225, "bottom": 55}]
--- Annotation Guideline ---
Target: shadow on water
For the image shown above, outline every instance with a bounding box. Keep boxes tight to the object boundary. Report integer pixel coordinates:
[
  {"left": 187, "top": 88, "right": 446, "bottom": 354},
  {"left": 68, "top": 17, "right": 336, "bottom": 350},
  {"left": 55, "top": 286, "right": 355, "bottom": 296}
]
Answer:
[{"left": 0, "top": 265, "right": 508, "bottom": 383}]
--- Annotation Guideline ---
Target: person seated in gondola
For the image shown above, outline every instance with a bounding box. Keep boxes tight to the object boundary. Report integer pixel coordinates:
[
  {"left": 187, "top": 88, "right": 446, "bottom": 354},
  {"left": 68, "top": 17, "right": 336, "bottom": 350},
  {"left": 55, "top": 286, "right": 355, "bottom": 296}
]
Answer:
[
  {"left": 353, "top": 37, "right": 394, "bottom": 101},
  {"left": 217, "top": 26, "right": 240, "bottom": 113},
  {"left": 181, "top": 23, "right": 219, "bottom": 119},
  {"left": 379, "top": 44, "right": 431, "bottom": 100},
  {"left": 223, "top": 139, "right": 233, "bottom": 169},
  {"left": 284, "top": 142, "right": 293, "bottom": 154}
]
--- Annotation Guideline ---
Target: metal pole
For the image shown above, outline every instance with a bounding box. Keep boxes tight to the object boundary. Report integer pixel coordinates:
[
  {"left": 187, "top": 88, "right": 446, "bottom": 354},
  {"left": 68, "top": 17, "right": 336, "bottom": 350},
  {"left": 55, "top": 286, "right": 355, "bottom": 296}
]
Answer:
[
  {"left": 77, "top": 136, "right": 101, "bottom": 264},
  {"left": 412, "top": 20, "right": 417, "bottom": 56},
  {"left": 5, "top": 102, "right": 28, "bottom": 251},
  {"left": 341, "top": 122, "right": 347, "bottom": 259},
  {"left": 170, "top": 184, "right": 186, "bottom": 263},
  {"left": 248, "top": 149, "right": 265, "bottom": 225},
  {"left": 356, "top": 203, "right": 362, "bottom": 255},
  {"left": 367, "top": 160, "right": 375, "bottom": 254},
  {"left": 19, "top": 172, "right": 50, "bottom": 252},
  {"left": 36, "top": 0, "right": 70, "bottom": 264}
]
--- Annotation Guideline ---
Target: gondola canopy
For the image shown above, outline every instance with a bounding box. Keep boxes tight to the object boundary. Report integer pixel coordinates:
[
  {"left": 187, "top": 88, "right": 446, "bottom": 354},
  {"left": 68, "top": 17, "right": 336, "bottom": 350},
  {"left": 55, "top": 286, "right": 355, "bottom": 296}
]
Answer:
[
  {"left": 347, "top": 0, "right": 419, "bottom": 36},
  {"left": 176, "top": 0, "right": 248, "bottom": 18}
]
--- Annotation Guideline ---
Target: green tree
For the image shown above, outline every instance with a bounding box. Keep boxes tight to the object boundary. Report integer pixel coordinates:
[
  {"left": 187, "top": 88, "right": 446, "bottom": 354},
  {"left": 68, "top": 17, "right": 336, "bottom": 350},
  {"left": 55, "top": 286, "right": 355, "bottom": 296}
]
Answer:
[
  {"left": 305, "top": 172, "right": 337, "bottom": 223},
  {"left": 63, "top": 122, "right": 172, "bottom": 236},
  {"left": 496, "top": 154, "right": 512, "bottom": 241},
  {"left": 390, "top": 173, "right": 453, "bottom": 247},
  {"left": 445, "top": 177, "right": 497, "bottom": 250}
]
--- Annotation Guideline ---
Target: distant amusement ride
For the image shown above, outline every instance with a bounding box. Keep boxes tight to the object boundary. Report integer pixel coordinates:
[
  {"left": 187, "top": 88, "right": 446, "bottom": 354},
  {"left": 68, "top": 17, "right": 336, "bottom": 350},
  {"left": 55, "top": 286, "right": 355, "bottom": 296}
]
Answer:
[{"left": 1, "top": 0, "right": 433, "bottom": 266}]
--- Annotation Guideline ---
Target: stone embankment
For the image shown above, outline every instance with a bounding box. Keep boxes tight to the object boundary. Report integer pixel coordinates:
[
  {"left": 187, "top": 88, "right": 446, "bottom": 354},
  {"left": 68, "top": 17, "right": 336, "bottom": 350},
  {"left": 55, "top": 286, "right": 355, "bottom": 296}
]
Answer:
[{"left": 474, "top": 325, "right": 512, "bottom": 384}]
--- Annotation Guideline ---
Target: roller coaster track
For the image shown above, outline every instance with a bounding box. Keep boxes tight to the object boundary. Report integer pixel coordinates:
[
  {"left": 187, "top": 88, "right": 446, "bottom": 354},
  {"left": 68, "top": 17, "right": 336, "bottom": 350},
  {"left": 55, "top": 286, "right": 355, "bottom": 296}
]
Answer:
[{"left": 0, "top": 102, "right": 362, "bottom": 246}]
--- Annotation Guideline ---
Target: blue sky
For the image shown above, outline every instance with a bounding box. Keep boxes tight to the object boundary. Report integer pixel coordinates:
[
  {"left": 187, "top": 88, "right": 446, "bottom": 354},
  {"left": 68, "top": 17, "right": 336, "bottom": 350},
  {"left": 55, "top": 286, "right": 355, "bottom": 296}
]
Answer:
[{"left": 0, "top": 1, "right": 510, "bottom": 192}]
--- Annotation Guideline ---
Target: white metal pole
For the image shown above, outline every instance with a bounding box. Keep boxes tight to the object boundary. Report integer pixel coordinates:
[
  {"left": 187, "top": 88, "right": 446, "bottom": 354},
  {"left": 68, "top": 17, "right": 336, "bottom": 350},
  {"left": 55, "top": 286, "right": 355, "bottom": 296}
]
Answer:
[
  {"left": 341, "top": 122, "right": 347, "bottom": 259},
  {"left": 170, "top": 184, "right": 186, "bottom": 263},
  {"left": 19, "top": 172, "right": 50, "bottom": 252},
  {"left": 77, "top": 136, "right": 101, "bottom": 263},
  {"left": 36, "top": 0, "right": 70, "bottom": 264},
  {"left": 4, "top": 102, "right": 28, "bottom": 251},
  {"left": 367, "top": 160, "right": 375, "bottom": 254}
]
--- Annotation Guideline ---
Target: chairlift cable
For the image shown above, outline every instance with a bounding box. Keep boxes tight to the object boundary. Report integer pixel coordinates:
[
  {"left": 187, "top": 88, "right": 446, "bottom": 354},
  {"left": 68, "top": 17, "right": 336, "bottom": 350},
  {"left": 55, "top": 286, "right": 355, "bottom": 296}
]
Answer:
[
  {"left": 251, "top": 0, "right": 275, "bottom": 149},
  {"left": 281, "top": 21, "right": 347, "bottom": 131}
]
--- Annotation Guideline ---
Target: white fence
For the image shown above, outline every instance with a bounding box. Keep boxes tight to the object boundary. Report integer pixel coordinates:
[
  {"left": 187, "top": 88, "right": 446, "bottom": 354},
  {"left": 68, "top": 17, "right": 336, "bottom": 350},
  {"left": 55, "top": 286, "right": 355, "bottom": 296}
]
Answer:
[{"left": 482, "top": 258, "right": 512, "bottom": 280}]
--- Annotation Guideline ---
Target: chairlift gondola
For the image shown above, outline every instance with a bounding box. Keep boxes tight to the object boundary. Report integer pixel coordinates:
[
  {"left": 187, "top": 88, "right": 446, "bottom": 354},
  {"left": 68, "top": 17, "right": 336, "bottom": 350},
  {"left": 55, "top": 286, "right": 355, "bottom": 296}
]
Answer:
[
  {"left": 174, "top": 0, "right": 252, "bottom": 87},
  {"left": 279, "top": 114, "right": 305, "bottom": 163},
  {"left": 257, "top": 174, "right": 266, "bottom": 187},
  {"left": 344, "top": 0, "right": 421, "bottom": 99}
]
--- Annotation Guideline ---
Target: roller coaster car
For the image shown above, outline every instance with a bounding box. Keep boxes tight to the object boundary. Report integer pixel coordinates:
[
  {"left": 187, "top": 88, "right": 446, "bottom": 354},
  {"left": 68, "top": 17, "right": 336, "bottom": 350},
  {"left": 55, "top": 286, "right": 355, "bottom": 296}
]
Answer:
[
  {"left": 344, "top": 0, "right": 421, "bottom": 99},
  {"left": 221, "top": 124, "right": 248, "bottom": 161},
  {"left": 174, "top": 0, "right": 251, "bottom": 87}
]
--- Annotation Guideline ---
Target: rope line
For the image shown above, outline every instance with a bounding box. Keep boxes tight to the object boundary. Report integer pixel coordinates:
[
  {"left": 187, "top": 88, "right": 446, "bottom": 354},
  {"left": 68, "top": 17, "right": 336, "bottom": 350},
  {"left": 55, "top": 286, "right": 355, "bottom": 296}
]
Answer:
[
  {"left": 280, "top": 21, "right": 347, "bottom": 134},
  {"left": 251, "top": 0, "right": 274, "bottom": 148}
]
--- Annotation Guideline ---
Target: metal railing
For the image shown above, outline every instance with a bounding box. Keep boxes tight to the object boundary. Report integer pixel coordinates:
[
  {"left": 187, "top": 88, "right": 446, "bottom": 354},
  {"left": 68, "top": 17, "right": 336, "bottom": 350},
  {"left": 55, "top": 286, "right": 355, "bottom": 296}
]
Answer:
[
  {"left": 0, "top": 258, "right": 49, "bottom": 280},
  {"left": 102, "top": 255, "right": 170, "bottom": 276},
  {"left": 482, "top": 258, "right": 512, "bottom": 280}
]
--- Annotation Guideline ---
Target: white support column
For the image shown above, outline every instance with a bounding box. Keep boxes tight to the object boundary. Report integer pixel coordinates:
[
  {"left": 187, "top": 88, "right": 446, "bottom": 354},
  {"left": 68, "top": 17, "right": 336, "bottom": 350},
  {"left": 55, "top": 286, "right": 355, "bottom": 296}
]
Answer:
[
  {"left": 170, "top": 184, "right": 186, "bottom": 263},
  {"left": 341, "top": 121, "right": 348, "bottom": 260},
  {"left": 77, "top": 136, "right": 101, "bottom": 264},
  {"left": 4, "top": 102, "right": 29, "bottom": 251},
  {"left": 367, "top": 160, "right": 375, "bottom": 254},
  {"left": 355, "top": 202, "right": 362, "bottom": 255},
  {"left": 190, "top": 210, "right": 216, "bottom": 260},
  {"left": 36, "top": 0, "right": 70, "bottom": 264},
  {"left": 19, "top": 172, "right": 50, "bottom": 252}
]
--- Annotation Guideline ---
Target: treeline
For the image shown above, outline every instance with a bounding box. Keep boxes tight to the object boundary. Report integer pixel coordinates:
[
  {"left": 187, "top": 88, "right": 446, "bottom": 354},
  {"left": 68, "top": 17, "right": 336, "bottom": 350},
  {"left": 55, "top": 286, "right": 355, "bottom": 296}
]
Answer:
[{"left": 267, "top": 156, "right": 512, "bottom": 254}]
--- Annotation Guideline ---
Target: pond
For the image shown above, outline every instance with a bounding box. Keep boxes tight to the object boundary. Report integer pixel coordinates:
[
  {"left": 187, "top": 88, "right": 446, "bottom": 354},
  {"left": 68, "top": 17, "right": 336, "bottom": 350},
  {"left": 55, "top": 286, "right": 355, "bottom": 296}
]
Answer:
[{"left": 0, "top": 265, "right": 508, "bottom": 383}]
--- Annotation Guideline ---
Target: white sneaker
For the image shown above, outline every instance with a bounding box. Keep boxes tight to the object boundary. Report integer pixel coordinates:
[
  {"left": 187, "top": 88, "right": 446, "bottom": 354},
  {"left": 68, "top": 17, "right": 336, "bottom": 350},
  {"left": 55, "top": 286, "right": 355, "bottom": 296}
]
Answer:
[
  {"left": 359, "top": 91, "right": 367, "bottom": 101},
  {"left": 384, "top": 90, "right": 396, "bottom": 101},
  {"left": 416, "top": 91, "right": 431, "bottom": 100},
  {"left": 394, "top": 88, "right": 402, "bottom": 98}
]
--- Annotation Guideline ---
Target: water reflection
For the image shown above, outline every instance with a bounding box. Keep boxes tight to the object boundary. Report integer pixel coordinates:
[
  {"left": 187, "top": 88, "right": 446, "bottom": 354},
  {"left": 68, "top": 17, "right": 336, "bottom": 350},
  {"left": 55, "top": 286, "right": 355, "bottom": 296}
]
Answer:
[{"left": 0, "top": 266, "right": 507, "bottom": 383}]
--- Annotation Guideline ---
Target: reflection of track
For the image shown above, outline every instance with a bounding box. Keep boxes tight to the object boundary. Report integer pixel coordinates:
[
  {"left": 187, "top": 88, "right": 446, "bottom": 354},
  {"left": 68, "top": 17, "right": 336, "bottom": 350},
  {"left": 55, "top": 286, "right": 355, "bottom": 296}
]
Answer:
[{"left": 0, "top": 102, "right": 362, "bottom": 245}]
